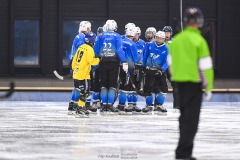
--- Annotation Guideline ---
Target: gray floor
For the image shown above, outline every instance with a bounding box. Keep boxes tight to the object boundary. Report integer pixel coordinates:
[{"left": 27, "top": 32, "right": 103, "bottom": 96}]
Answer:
[{"left": 0, "top": 102, "right": 240, "bottom": 160}]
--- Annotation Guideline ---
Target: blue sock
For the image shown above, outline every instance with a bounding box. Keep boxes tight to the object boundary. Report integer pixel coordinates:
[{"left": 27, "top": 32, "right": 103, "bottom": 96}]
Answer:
[
  {"left": 132, "top": 92, "right": 138, "bottom": 103},
  {"left": 155, "top": 92, "right": 167, "bottom": 105},
  {"left": 92, "top": 92, "right": 99, "bottom": 102},
  {"left": 146, "top": 95, "right": 153, "bottom": 105},
  {"left": 71, "top": 89, "right": 80, "bottom": 102},
  {"left": 108, "top": 87, "right": 116, "bottom": 105},
  {"left": 119, "top": 91, "right": 127, "bottom": 104},
  {"left": 127, "top": 92, "right": 133, "bottom": 103},
  {"left": 100, "top": 87, "right": 108, "bottom": 104}
]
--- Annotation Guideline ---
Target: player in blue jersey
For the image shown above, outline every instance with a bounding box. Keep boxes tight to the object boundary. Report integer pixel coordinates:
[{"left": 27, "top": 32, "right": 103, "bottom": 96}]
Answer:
[
  {"left": 131, "top": 26, "right": 146, "bottom": 109},
  {"left": 68, "top": 21, "right": 91, "bottom": 115},
  {"left": 142, "top": 31, "right": 168, "bottom": 115},
  {"left": 117, "top": 27, "right": 141, "bottom": 114},
  {"left": 122, "top": 23, "right": 136, "bottom": 39},
  {"left": 91, "top": 27, "right": 104, "bottom": 111},
  {"left": 94, "top": 20, "right": 127, "bottom": 114}
]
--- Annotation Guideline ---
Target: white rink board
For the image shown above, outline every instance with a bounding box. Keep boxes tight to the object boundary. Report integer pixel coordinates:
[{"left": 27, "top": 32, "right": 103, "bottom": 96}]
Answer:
[{"left": 0, "top": 101, "right": 240, "bottom": 160}]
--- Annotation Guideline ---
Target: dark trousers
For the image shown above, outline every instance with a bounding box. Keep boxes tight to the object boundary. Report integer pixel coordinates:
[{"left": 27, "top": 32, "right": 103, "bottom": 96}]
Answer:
[{"left": 174, "top": 82, "right": 202, "bottom": 159}]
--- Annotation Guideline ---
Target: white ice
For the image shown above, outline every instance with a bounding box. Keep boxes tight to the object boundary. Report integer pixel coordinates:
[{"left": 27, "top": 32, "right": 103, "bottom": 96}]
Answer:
[{"left": 0, "top": 101, "right": 240, "bottom": 160}]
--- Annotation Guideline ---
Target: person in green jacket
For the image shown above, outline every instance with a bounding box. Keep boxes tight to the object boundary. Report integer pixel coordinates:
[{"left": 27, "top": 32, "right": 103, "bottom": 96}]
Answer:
[{"left": 168, "top": 7, "right": 214, "bottom": 160}]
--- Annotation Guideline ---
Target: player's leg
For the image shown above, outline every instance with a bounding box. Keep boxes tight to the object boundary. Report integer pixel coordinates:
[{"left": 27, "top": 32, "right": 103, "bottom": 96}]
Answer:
[
  {"left": 106, "top": 62, "right": 119, "bottom": 114},
  {"left": 99, "top": 62, "right": 109, "bottom": 112},
  {"left": 68, "top": 88, "right": 79, "bottom": 115},
  {"left": 175, "top": 82, "right": 202, "bottom": 159},
  {"left": 154, "top": 74, "right": 168, "bottom": 115},
  {"left": 142, "top": 74, "right": 155, "bottom": 114},
  {"left": 117, "top": 67, "right": 127, "bottom": 114},
  {"left": 75, "top": 79, "right": 90, "bottom": 118}
]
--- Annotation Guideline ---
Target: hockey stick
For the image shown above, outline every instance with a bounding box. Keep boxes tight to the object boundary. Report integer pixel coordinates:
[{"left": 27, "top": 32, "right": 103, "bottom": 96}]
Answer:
[
  {"left": 126, "top": 72, "right": 151, "bottom": 97},
  {"left": 0, "top": 82, "right": 15, "bottom": 99},
  {"left": 53, "top": 70, "right": 72, "bottom": 80}
]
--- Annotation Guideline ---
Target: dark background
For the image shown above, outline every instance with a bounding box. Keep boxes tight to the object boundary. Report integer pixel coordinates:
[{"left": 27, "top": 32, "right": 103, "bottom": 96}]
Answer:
[{"left": 0, "top": 0, "right": 239, "bottom": 78}]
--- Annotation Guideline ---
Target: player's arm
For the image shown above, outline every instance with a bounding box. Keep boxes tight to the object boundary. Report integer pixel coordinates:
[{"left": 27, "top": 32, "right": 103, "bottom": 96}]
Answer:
[
  {"left": 198, "top": 40, "right": 214, "bottom": 91},
  {"left": 142, "top": 43, "right": 150, "bottom": 68},
  {"left": 131, "top": 43, "right": 141, "bottom": 63},
  {"left": 87, "top": 48, "right": 100, "bottom": 66},
  {"left": 71, "top": 49, "right": 78, "bottom": 71},
  {"left": 116, "top": 35, "right": 126, "bottom": 63},
  {"left": 93, "top": 36, "right": 101, "bottom": 57},
  {"left": 161, "top": 48, "right": 169, "bottom": 72}
]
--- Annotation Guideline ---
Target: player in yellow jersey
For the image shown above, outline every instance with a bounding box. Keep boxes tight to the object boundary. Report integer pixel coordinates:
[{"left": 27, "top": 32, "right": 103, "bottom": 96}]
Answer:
[{"left": 72, "top": 32, "right": 100, "bottom": 118}]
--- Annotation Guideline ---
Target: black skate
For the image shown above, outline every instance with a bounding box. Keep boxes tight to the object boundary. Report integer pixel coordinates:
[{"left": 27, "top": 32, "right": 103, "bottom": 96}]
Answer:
[
  {"left": 125, "top": 103, "right": 134, "bottom": 115},
  {"left": 68, "top": 102, "right": 77, "bottom": 115},
  {"left": 85, "top": 103, "right": 97, "bottom": 114},
  {"left": 132, "top": 103, "right": 142, "bottom": 114},
  {"left": 117, "top": 104, "right": 126, "bottom": 115},
  {"left": 100, "top": 104, "right": 107, "bottom": 115},
  {"left": 107, "top": 104, "right": 118, "bottom": 115},
  {"left": 155, "top": 104, "right": 167, "bottom": 116},
  {"left": 75, "top": 106, "right": 89, "bottom": 118},
  {"left": 142, "top": 105, "right": 154, "bottom": 115}
]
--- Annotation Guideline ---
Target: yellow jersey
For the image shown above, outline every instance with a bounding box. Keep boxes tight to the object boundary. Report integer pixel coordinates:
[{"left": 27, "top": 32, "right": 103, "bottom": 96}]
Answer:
[{"left": 72, "top": 43, "right": 100, "bottom": 80}]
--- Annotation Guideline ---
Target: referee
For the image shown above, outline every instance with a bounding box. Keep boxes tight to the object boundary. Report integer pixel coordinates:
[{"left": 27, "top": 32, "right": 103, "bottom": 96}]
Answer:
[{"left": 168, "top": 7, "right": 214, "bottom": 160}]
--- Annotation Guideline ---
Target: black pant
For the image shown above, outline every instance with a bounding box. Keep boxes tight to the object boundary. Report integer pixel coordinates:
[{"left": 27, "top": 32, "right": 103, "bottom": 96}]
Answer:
[
  {"left": 174, "top": 82, "right": 202, "bottom": 159},
  {"left": 99, "top": 61, "right": 119, "bottom": 89},
  {"left": 90, "top": 68, "right": 101, "bottom": 92},
  {"left": 144, "top": 73, "right": 168, "bottom": 94}
]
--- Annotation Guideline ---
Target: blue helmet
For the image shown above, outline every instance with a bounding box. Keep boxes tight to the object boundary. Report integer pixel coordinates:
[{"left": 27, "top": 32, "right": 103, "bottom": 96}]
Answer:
[{"left": 85, "top": 32, "right": 96, "bottom": 44}]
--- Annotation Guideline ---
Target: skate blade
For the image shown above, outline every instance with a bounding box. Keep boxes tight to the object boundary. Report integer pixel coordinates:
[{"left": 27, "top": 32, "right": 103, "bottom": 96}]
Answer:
[
  {"left": 156, "top": 112, "right": 167, "bottom": 116},
  {"left": 68, "top": 111, "right": 76, "bottom": 115},
  {"left": 132, "top": 111, "right": 142, "bottom": 115},
  {"left": 75, "top": 114, "right": 89, "bottom": 118},
  {"left": 141, "top": 112, "right": 152, "bottom": 115},
  {"left": 87, "top": 110, "right": 98, "bottom": 114},
  {"left": 102, "top": 111, "right": 118, "bottom": 115},
  {"left": 118, "top": 111, "right": 126, "bottom": 115},
  {"left": 125, "top": 112, "right": 133, "bottom": 115}
]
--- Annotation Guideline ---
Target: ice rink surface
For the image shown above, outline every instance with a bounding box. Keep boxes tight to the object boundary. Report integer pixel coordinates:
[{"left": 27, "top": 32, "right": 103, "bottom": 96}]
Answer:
[{"left": 0, "top": 101, "right": 240, "bottom": 160}]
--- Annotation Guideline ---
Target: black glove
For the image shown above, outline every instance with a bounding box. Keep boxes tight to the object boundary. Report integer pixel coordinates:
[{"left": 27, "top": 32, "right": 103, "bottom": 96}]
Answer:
[{"left": 155, "top": 69, "right": 163, "bottom": 75}]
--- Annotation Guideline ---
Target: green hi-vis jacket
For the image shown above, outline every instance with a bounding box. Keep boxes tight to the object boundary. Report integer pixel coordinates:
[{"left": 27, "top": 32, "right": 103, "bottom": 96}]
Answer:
[{"left": 168, "top": 26, "right": 214, "bottom": 91}]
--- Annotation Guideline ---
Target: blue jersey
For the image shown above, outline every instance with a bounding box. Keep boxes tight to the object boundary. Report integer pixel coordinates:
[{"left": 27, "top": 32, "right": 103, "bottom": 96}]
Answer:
[
  {"left": 94, "top": 31, "right": 126, "bottom": 63},
  {"left": 143, "top": 42, "right": 169, "bottom": 72},
  {"left": 122, "top": 37, "right": 140, "bottom": 72},
  {"left": 70, "top": 33, "right": 85, "bottom": 59},
  {"left": 135, "top": 38, "right": 146, "bottom": 63},
  {"left": 121, "top": 35, "right": 126, "bottom": 39}
]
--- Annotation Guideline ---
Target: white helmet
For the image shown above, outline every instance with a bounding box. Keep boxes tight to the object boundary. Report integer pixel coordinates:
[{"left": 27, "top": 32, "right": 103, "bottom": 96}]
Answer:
[
  {"left": 105, "top": 19, "right": 118, "bottom": 31},
  {"left": 155, "top": 31, "right": 165, "bottom": 39},
  {"left": 126, "top": 27, "right": 137, "bottom": 37},
  {"left": 79, "top": 21, "right": 91, "bottom": 33},
  {"left": 125, "top": 23, "right": 136, "bottom": 30},
  {"left": 135, "top": 26, "right": 141, "bottom": 36},
  {"left": 103, "top": 24, "right": 107, "bottom": 32},
  {"left": 145, "top": 27, "right": 157, "bottom": 35}
]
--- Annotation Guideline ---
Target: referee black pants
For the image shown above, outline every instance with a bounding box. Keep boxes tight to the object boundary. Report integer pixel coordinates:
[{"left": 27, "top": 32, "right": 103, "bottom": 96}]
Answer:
[{"left": 174, "top": 82, "right": 202, "bottom": 159}]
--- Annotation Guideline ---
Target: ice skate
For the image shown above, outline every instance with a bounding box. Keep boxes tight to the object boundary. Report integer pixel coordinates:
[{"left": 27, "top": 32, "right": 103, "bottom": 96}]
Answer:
[
  {"left": 86, "top": 103, "right": 97, "bottom": 114},
  {"left": 75, "top": 106, "right": 89, "bottom": 118},
  {"left": 68, "top": 102, "right": 77, "bottom": 115},
  {"left": 125, "top": 103, "right": 134, "bottom": 115},
  {"left": 142, "top": 105, "right": 154, "bottom": 115},
  {"left": 117, "top": 104, "right": 126, "bottom": 115},
  {"left": 155, "top": 104, "right": 167, "bottom": 116},
  {"left": 132, "top": 103, "right": 142, "bottom": 115}
]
